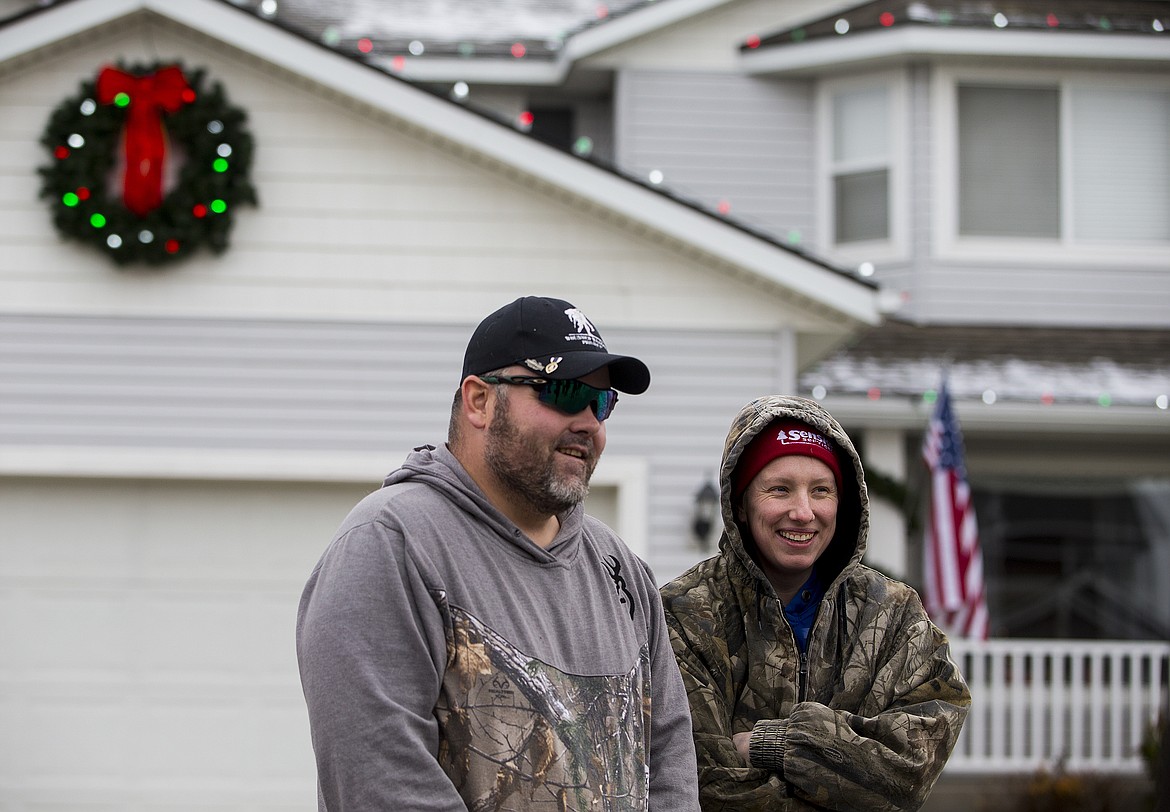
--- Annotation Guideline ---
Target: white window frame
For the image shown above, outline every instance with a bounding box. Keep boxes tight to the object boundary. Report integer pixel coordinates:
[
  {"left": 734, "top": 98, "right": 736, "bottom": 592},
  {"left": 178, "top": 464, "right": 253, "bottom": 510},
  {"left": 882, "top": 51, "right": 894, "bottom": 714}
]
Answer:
[
  {"left": 816, "top": 69, "right": 910, "bottom": 265},
  {"left": 588, "top": 455, "right": 650, "bottom": 559},
  {"left": 932, "top": 65, "right": 1170, "bottom": 267}
]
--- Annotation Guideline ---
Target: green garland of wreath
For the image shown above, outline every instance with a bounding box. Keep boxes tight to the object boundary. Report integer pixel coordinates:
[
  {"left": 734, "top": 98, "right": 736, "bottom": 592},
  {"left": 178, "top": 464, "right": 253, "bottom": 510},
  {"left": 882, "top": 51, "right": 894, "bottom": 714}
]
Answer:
[{"left": 38, "top": 61, "right": 257, "bottom": 266}]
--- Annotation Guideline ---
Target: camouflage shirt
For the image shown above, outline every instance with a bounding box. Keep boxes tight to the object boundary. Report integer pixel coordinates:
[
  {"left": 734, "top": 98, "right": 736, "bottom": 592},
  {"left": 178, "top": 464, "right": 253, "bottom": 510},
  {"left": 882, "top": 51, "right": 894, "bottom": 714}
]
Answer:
[{"left": 661, "top": 396, "right": 971, "bottom": 811}]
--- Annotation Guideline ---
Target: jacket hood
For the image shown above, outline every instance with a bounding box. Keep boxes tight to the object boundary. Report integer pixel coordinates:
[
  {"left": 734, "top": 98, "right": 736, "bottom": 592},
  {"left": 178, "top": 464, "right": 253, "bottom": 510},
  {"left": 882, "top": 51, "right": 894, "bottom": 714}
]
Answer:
[
  {"left": 384, "top": 443, "right": 581, "bottom": 564},
  {"left": 717, "top": 395, "right": 870, "bottom": 593}
]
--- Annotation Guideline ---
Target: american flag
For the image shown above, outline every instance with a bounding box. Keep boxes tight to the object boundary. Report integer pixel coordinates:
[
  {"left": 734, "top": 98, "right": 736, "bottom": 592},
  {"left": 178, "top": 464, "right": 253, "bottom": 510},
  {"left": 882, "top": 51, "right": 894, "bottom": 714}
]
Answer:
[{"left": 922, "top": 380, "right": 989, "bottom": 640}]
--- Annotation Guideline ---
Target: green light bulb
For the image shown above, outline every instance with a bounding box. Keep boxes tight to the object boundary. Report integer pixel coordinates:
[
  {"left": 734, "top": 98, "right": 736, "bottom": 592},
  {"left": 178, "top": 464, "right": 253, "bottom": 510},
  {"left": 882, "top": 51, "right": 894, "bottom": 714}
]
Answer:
[
  {"left": 62, "top": 192, "right": 79, "bottom": 207},
  {"left": 213, "top": 158, "right": 229, "bottom": 173},
  {"left": 90, "top": 213, "right": 106, "bottom": 228},
  {"left": 114, "top": 92, "right": 130, "bottom": 107}
]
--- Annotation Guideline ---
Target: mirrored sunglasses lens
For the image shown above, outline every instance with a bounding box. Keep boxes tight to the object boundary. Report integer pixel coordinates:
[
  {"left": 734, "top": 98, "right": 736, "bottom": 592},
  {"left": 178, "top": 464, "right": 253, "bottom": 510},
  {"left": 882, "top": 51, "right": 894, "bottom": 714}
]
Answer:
[
  {"left": 539, "top": 380, "right": 591, "bottom": 414},
  {"left": 540, "top": 380, "right": 617, "bottom": 420},
  {"left": 594, "top": 390, "right": 617, "bottom": 420}
]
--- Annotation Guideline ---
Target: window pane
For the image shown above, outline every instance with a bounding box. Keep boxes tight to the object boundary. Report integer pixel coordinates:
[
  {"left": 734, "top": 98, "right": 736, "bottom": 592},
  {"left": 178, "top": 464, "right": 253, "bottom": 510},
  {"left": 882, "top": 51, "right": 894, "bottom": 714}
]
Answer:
[
  {"left": 835, "top": 169, "right": 888, "bottom": 243},
  {"left": 976, "top": 483, "right": 1170, "bottom": 640},
  {"left": 1071, "top": 87, "right": 1170, "bottom": 241},
  {"left": 958, "top": 85, "right": 1059, "bottom": 237},
  {"left": 833, "top": 86, "right": 888, "bottom": 163}
]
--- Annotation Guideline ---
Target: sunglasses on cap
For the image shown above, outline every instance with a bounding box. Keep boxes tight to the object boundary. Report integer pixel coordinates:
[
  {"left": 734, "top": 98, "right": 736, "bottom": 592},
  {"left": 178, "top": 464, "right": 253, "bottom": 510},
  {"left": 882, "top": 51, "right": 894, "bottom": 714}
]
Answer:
[{"left": 478, "top": 375, "right": 619, "bottom": 421}]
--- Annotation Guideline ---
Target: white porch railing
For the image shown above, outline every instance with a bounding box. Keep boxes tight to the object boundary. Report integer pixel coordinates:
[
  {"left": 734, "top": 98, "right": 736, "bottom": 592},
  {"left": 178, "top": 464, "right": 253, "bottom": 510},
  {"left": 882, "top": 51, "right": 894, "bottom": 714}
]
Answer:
[{"left": 946, "top": 639, "right": 1170, "bottom": 774}]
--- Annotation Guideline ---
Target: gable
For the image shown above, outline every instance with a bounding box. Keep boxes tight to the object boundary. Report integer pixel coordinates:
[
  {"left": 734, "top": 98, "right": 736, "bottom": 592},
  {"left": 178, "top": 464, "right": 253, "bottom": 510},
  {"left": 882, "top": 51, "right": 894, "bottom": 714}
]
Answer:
[
  {"left": 0, "top": 0, "right": 879, "bottom": 338},
  {"left": 578, "top": 0, "right": 859, "bottom": 70}
]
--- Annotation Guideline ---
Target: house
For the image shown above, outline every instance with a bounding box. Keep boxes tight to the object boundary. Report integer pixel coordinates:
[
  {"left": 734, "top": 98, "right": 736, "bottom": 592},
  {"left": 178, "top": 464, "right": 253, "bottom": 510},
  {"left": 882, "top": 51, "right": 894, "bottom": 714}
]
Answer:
[
  {"left": 0, "top": 0, "right": 883, "bottom": 807},
  {"left": 287, "top": 0, "right": 1170, "bottom": 797},
  {"left": 1, "top": 0, "right": 1167, "bottom": 806},
  {"left": 267, "top": 0, "right": 1170, "bottom": 632}
]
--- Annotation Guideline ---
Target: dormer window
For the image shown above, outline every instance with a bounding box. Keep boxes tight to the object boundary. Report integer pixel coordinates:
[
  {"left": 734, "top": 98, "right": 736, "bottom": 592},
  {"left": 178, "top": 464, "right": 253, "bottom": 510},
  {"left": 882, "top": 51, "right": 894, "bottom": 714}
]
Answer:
[
  {"left": 936, "top": 67, "right": 1170, "bottom": 257},
  {"left": 818, "top": 71, "right": 908, "bottom": 261},
  {"left": 831, "top": 84, "right": 889, "bottom": 243},
  {"left": 958, "top": 84, "right": 1059, "bottom": 239}
]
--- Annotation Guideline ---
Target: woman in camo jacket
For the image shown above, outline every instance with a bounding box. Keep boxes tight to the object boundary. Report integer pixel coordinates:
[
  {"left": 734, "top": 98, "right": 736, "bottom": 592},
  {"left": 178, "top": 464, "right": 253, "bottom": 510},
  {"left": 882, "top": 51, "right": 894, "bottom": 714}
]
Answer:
[{"left": 661, "top": 394, "right": 970, "bottom": 811}]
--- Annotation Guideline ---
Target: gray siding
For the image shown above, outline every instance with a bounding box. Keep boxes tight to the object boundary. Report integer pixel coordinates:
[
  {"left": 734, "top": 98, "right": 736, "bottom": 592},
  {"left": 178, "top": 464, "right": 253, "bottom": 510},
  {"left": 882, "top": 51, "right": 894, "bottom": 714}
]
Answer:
[
  {"left": 900, "top": 62, "right": 934, "bottom": 306},
  {"left": 606, "top": 327, "right": 791, "bottom": 581},
  {"left": 608, "top": 64, "right": 1170, "bottom": 330},
  {"left": 615, "top": 70, "right": 816, "bottom": 246},
  {"left": 907, "top": 261, "right": 1170, "bottom": 326},
  {"left": 0, "top": 314, "right": 459, "bottom": 454},
  {"left": 0, "top": 313, "right": 792, "bottom": 581}
]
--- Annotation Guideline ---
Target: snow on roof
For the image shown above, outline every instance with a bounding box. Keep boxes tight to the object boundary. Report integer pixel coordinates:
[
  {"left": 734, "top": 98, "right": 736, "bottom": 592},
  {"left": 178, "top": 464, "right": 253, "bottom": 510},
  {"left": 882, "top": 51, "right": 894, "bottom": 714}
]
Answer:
[
  {"left": 234, "top": 0, "right": 651, "bottom": 61},
  {"left": 800, "top": 321, "right": 1170, "bottom": 408},
  {"left": 746, "top": 0, "right": 1170, "bottom": 52}
]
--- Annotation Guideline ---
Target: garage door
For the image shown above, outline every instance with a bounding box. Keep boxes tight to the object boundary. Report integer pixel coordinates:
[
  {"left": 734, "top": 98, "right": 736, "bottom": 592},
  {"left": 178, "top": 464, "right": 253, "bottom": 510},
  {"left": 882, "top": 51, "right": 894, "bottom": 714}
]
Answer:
[{"left": 0, "top": 476, "right": 373, "bottom": 811}]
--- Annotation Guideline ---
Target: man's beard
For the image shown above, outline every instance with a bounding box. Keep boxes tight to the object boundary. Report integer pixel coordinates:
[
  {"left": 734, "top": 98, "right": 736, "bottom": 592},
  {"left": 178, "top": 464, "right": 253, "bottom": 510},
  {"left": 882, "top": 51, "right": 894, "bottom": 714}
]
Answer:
[{"left": 483, "top": 394, "right": 597, "bottom": 516}]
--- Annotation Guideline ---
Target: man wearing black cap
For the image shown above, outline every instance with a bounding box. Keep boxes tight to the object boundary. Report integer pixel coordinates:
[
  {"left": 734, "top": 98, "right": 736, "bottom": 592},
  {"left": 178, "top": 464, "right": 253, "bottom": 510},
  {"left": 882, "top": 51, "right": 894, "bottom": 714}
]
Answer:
[{"left": 297, "top": 297, "right": 700, "bottom": 812}]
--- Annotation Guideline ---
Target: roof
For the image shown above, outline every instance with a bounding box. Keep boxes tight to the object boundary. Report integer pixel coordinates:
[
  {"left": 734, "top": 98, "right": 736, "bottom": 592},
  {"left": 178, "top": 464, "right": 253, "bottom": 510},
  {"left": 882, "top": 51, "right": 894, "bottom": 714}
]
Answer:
[
  {"left": 6, "top": 0, "right": 1163, "bottom": 64},
  {"left": 269, "top": 0, "right": 644, "bottom": 62},
  {"left": 800, "top": 320, "right": 1170, "bottom": 416},
  {"left": 0, "top": 0, "right": 707, "bottom": 64},
  {"left": 739, "top": 0, "right": 1170, "bottom": 75},
  {"left": 746, "top": 0, "right": 1170, "bottom": 51},
  {"left": 236, "top": 0, "right": 736, "bottom": 85}
]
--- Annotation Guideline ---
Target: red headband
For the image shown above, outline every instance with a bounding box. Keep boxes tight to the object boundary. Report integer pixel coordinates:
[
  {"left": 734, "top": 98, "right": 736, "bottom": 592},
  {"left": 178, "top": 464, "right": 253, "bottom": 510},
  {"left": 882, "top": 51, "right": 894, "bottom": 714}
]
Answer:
[{"left": 733, "top": 419, "right": 843, "bottom": 498}]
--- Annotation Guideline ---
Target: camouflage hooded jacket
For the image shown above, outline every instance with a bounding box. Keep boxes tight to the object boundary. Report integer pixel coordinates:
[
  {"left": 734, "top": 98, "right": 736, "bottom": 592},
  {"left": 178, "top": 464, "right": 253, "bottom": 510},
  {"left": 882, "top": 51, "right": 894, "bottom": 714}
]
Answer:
[{"left": 660, "top": 395, "right": 970, "bottom": 811}]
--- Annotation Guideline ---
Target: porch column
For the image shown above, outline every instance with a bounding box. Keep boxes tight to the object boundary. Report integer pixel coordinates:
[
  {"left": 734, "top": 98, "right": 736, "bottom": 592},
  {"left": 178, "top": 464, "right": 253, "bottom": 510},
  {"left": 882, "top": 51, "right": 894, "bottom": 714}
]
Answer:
[{"left": 861, "top": 426, "right": 909, "bottom": 578}]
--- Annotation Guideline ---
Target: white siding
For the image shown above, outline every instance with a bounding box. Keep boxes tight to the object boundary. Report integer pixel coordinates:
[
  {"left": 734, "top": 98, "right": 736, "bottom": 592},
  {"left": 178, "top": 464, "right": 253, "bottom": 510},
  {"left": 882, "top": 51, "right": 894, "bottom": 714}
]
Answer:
[
  {"left": 0, "top": 314, "right": 461, "bottom": 454},
  {"left": 601, "top": 327, "right": 801, "bottom": 581},
  {"left": 0, "top": 312, "right": 798, "bottom": 582}
]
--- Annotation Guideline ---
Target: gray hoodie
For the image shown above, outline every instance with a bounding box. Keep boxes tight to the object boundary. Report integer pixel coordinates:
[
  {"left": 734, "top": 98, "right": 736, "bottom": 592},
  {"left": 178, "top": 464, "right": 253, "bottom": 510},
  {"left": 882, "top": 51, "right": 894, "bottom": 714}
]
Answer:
[{"left": 297, "top": 444, "right": 700, "bottom": 811}]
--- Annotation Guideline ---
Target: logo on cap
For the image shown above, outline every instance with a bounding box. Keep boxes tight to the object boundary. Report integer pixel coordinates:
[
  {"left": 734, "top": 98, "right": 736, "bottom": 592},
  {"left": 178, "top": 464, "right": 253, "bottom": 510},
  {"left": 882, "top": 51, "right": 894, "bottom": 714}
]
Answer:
[
  {"left": 564, "top": 308, "right": 605, "bottom": 350},
  {"left": 565, "top": 308, "right": 596, "bottom": 335},
  {"left": 777, "top": 428, "right": 833, "bottom": 453}
]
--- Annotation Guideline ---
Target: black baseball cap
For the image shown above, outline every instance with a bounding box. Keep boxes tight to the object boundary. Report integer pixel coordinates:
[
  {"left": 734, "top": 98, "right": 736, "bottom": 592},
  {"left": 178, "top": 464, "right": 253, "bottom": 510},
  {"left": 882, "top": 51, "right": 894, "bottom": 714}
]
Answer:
[{"left": 461, "top": 296, "right": 651, "bottom": 395}]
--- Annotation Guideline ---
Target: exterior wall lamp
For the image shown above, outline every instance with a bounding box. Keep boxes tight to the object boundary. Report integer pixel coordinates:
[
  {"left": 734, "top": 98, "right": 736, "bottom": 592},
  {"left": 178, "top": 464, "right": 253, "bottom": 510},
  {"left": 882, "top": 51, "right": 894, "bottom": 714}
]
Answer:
[{"left": 691, "top": 479, "right": 719, "bottom": 549}]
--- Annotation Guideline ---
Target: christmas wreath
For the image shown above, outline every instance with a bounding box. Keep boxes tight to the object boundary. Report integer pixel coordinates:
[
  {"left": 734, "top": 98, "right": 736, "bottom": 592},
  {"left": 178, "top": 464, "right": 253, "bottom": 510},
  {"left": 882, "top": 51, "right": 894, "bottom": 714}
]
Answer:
[{"left": 38, "top": 61, "right": 257, "bottom": 266}]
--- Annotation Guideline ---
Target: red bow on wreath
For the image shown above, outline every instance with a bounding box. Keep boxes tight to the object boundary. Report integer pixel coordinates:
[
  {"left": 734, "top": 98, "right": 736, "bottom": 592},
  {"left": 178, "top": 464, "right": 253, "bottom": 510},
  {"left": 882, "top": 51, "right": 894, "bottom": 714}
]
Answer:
[{"left": 96, "top": 65, "right": 194, "bottom": 217}]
